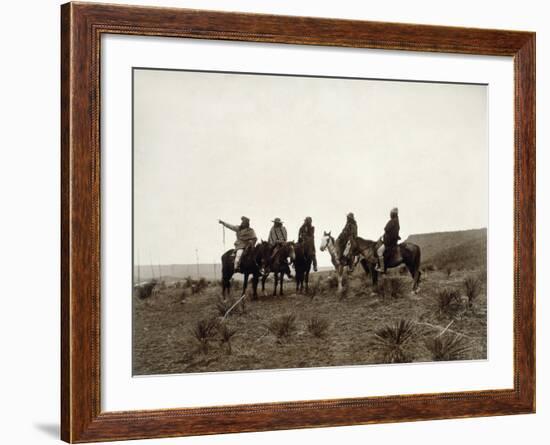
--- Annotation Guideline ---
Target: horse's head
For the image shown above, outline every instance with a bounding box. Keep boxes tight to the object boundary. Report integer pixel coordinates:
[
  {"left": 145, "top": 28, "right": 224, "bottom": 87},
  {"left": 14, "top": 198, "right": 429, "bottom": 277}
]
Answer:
[
  {"left": 320, "top": 231, "right": 332, "bottom": 252},
  {"left": 286, "top": 241, "right": 296, "bottom": 262},
  {"left": 256, "top": 241, "right": 272, "bottom": 270}
]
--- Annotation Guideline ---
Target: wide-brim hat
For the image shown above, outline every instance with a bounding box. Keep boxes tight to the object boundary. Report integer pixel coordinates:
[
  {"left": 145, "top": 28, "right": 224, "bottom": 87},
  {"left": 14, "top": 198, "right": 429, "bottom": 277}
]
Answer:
[
  {"left": 347, "top": 212, "right": 355, "bottom": 219},
  {"left": 391, "top": 207, "right": 399, "bottom": 215},
  {"left": 241, "top": 216, "right": 250, "bottom": 222},
  {"left": 272, "top": 217, "right": 283, "bottom": 224}
]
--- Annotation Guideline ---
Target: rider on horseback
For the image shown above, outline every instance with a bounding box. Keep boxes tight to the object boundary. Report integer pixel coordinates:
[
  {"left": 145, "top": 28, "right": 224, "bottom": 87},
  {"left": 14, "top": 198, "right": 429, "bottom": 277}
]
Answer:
[
  {"left": 268, "top": 217, "right": 292, "bottom": 278},
  {"left": 375, "top": 207, "right": 401, "bottom": 273},
  {"left": 336, "top": 212, "right": 357, "bottom": 270},
  {"left": 298, "top": 216, "right": 318, "bottom": 272},
  {"left": 218, "top": 216, "right": 257, "bottom": 273}
]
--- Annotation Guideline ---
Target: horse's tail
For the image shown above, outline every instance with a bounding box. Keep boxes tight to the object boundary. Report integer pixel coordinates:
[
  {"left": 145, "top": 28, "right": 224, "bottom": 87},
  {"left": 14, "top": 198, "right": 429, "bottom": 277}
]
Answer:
[
  {"left": 221, "top": 250, "right": 234, "bottom": 294},
  {"left": 413, "top": 244, "right": 421, "bottom": 284}
]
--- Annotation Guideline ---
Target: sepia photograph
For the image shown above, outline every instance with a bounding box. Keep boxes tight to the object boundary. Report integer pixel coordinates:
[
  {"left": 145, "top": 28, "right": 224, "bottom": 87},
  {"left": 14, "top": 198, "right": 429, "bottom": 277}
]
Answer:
[{"left": 132, "top": 67, "right": 488, "bottom": 376}]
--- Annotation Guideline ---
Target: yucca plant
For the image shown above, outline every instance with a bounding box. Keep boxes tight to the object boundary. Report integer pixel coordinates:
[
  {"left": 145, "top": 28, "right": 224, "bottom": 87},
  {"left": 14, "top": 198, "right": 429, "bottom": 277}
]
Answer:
[
  {"left": 437, "top": 288, "right": 462, "bottom": 316},
  {"left": 463, "top": 275, "right": 482, "bottom": 307},
  {"left": 370, "top": 319, "right": 416, "bottom": 363},
  {"left": 307, "top": 316, "right": 329, "bottom": 338},
  {"left": 190, "top": 318, "right": 219, "bottom": 354},
  {"left": 425, "top": 333, "right": 471, "bottom": 361},
  {"left": 218, "top": 324, "right": 238, "bottom": 355}
]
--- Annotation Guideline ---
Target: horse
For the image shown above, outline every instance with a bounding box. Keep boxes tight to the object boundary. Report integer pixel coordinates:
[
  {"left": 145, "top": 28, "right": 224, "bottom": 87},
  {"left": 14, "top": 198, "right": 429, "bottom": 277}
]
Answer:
[
  {"left": 320, "top": 232, "right": 421, "bottom": 293},
  {"left": 319, "top": 231, "right": 371, "bottom": 293},
  {"left": 293, "top": 241, "right": 313, "bottom": 293},
  {"left": 356, "top": 237, "right": 422, "bottom": 292},
  {"left": 221, "top": 241, "right": 272, "bottom": 300},
  {"left": 260, "top": 242, "right": 296, "bottom": 296}
]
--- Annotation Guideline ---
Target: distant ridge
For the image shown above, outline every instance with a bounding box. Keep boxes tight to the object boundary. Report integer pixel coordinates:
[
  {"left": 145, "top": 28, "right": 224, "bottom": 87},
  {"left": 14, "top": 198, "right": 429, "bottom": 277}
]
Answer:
[{"left": 406, "top": 228, "right": 487, "bottom": 269}]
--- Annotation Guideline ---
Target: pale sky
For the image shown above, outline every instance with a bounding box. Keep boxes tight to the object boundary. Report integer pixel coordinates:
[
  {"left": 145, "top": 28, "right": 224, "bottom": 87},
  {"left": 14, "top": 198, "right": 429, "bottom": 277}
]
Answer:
[{"left": 133, "top": 68, "right": 487, "bottom": 267}]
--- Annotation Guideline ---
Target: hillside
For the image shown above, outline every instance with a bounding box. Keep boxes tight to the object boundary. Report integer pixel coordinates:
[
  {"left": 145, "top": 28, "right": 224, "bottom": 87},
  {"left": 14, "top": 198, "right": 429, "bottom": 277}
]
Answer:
[{"left": 406, "top": 228, "right": 487, "bottom": 270}]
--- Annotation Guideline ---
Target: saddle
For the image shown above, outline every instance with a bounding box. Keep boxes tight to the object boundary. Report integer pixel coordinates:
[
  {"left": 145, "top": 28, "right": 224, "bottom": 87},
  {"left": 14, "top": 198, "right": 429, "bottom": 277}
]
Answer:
[{"left": 375, "top": 238, "right": 403, "bottom": 264}]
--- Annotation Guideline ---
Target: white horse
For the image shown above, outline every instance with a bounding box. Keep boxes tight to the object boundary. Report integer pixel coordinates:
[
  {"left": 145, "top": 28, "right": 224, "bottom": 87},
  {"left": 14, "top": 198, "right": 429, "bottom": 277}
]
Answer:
[{"left": 319, "top": 231, "right": 348, "bottom": 293}]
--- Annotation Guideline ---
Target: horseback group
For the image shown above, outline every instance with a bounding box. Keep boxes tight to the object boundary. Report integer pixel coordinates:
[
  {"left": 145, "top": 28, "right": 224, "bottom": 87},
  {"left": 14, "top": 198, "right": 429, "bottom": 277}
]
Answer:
[
  {"left": 320, "top": 208, "right": 421, "bottom": 294},
  {"left": 219, "top": 207, "right": 421, "bottom": 300},
  {"left": 219, "top": 216, "right": 317, "bottom": 298}
]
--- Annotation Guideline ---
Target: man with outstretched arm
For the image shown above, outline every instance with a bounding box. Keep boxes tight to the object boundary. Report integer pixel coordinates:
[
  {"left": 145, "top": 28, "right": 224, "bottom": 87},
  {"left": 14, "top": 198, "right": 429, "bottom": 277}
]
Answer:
[{"left": 218, "top": 216, "right": 257, "bottom": 273}]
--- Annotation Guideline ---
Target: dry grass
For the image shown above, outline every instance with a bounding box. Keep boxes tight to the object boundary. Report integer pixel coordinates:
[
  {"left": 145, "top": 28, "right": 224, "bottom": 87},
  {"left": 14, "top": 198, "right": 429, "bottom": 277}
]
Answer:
[
  {"left": 307, "top": 316, "right": 330, "bottom": 338},
  {"left": 379, "top": 277, "right": 406, "bottom": 299},
  {"left": 267, "top": 314, "right": 297, "bottom": 342},
  {"left": 133, "top": 266, "right": 487, "bottom": 375}
]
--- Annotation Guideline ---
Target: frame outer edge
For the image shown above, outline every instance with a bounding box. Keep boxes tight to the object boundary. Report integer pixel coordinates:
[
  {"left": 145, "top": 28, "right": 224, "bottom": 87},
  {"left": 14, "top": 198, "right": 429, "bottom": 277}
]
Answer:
[
  {"left": 60, "top": 2, "right": 72, "bottom": 442},
  {"left": 515, "top": 33, "right": 536, "bottom": 412},
  {"left": 61, "top": 2, "right": 536, "bottom": 442}
]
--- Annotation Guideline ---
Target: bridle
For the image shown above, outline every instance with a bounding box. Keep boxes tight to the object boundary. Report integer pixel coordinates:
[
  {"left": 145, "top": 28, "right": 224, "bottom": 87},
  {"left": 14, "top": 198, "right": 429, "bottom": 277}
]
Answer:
[{"left": 321, "top": 234, "right": 340, "bottom": 267}]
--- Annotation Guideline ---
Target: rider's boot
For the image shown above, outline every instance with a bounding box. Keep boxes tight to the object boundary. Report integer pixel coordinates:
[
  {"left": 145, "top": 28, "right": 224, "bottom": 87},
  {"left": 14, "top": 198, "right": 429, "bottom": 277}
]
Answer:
[
  {"left": 375, "top": 257, "right": 385, "bottom": 274},
  {"left": 285, "top": 262, "right": 293, "bottom": 279}
]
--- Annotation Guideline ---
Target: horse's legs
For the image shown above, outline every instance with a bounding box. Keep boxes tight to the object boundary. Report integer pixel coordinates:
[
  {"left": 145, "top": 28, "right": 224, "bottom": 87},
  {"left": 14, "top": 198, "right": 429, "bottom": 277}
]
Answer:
[
  {"left": 222, "top": 271, "right": 232, "bottom": 299},
  {"left": 251, "top": 274, "right": 259, "bottom": 300},
  {"left": 261, "top": 272, "right": 268, "bottom": 296},
  {"left": 305, "top": 269, "right": 309, "bottom": 293},
  {"left": 280, "top": 272, "right": 284, "bottom": 296},
  {"left": 273, "top": 272, "right": 278, "bottom": 297},
  {"left": 337, "top": 266, "right": 344, "bottom": 293},
  {"left": 242, "top": 273, "right": 249, "bottom": 298},
  {"left": 405, "top": 261, "right": 421, "bottom": 292}
]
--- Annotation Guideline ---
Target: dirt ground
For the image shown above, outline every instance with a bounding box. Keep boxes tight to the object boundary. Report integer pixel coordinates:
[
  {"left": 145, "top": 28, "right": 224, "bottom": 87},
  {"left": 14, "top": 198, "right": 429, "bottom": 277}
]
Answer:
[{"left": 133, "top": 266, "right": 487, "bottom": 375}]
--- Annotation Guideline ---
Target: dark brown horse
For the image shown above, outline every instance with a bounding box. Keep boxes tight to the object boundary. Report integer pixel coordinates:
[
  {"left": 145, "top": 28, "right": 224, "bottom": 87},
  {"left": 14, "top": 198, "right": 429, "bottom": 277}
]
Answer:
[
  {"left": 221, "top": 241, "right": 271, "bottom": 300},
  {"left": 354, "top": 237, "right": 422, "bottom": 292},
  {"left": 294, "top": 241, "right": 313, "bottom": 293},
  {"left": 261, "top": 242, "right": 296, "bottom": 296}
]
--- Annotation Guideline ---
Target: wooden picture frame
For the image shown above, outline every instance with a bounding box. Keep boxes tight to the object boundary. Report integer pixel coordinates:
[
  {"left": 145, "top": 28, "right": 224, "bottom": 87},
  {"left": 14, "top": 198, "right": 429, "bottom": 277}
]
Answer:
[{"left": 61, "top": 2, "right": 535, "bottom": 442}]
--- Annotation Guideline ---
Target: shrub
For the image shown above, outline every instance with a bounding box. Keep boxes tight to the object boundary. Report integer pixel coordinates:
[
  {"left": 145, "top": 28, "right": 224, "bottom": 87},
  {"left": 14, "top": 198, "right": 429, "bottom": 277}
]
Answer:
[
  {"left": 379, "top": 277, "right": 405, "bottom": 299},
  {"left": 215, "top": 298, "right": 233, "bottom": 317},
  {"left": 307, "top": 316, "right": 329, "bottom": 338},
  {"left": 190, "top": 318, "right": 219, "bottom": 354},
  {"left": 370, "top": 319, "right": 416, "bottom": 363},
  {"left": 307, "top": 276, "right": 323, "bottom": 299},
  {"left": 437, "top": 288, "right": 462, "bottom": 316},
  {"left": 217, "top": 324, "right": 238, "bottom": 354},
  {"left": 326, "top": 275, "right": 339, "bottom": 289},
  {"left": 425, "top": 333, "right": 471, "bottom": 361},
  {"left": 338, "top": 282, "right": 350, "bottom": 301},
  {"left": 463, "top": 276, "right": 482, "bottom": 307},
  {"left": 268, "top": 314, "right": 297, "bottom": 342}
]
